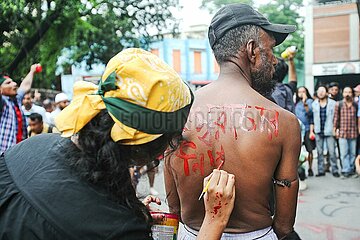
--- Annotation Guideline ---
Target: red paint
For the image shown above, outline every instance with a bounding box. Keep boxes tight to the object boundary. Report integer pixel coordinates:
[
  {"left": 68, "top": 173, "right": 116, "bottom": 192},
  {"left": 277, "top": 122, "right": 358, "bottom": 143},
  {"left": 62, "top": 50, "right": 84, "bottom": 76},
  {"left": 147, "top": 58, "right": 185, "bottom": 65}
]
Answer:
[
  {"left": 214, "top": 111, "right": 226, "bottom": 133},
  {"left": 196, "top": 123, "right": 205, "bottom": 132},
  {"left": 198, "top": 130, "right": 212, "bottom": 147},
  {"left": 246, "top": 117, "right": 256, "bottom": 131},
  {"left": 225, "top": 203, "right": 228, "bottom": 206},
  {"left": 220, "top": 193, "right": 223, "bottom": 197},
  {"left": 176, "top": 141, "right": 197, "bottom": 176},
  {"left": 216, "top": 192, "right": 219, "bottom": 199},
  {"left": 207, "top": 150, "right": 215, "bottom": 167},
  {"left": 215, "top": 145, "right": 225, "bottom": 164},
  {"left": 270, "top": 111, "right": 279, "bottom": 137},
  {"left": 233, "top": 127, "right": 238, "bottom": 140},
  {"left": 192, "top": 153, "right": 205, "bottom": 176},
  {"left": 255, "top": 105, "right": 266, "bottom": 115},
  {"left": 215, "top": 130, "right": 220, "bottom": 140},
  {"left": 213, "top": 202, "right": 222, "bottom": 215}
]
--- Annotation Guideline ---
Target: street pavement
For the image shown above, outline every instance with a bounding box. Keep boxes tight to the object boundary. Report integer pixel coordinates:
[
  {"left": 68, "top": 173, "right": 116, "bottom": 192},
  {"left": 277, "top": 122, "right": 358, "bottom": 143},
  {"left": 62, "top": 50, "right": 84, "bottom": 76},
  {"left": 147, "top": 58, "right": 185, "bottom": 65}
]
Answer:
[{"left": 137, "top": 161, "right": 360, "bottom": 240}]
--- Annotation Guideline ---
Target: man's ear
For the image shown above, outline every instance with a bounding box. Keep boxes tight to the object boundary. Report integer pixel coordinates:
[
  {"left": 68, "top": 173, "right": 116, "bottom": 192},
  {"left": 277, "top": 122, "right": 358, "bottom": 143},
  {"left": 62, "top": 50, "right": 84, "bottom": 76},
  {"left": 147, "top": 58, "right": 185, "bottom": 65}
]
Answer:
[{"left": 246, "top": 40, "right": 257, "bottom": 64}]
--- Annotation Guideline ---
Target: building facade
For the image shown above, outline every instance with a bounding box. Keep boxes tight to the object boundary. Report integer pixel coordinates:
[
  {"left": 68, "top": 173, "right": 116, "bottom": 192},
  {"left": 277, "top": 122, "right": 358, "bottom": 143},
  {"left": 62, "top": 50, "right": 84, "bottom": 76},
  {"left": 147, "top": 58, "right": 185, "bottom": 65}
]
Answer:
[
  {"left": 305, "top": 0, "right": 360, "bottom": 93},
  {"left": 149, "top": 38, "right": 219, "bottom": 88}
]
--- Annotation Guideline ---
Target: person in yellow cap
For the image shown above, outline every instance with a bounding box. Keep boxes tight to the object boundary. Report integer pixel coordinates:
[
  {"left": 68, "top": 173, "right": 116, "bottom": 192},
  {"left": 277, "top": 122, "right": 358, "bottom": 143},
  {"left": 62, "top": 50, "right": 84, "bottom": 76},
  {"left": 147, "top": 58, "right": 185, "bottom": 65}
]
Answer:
[{"left": 0, "top": 48, "right": 235, "bottom": 239}]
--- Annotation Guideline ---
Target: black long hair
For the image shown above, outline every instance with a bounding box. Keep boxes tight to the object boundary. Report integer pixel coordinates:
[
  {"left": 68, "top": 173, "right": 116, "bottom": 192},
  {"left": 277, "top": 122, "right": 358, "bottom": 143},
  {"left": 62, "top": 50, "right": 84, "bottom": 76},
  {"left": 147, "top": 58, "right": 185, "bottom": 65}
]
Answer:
[
  {"left": 65, "top": 110, "right": 182, "bottom": 226},
  {"left": 295, "top": 86, "right": 313, "bottom": 104}
]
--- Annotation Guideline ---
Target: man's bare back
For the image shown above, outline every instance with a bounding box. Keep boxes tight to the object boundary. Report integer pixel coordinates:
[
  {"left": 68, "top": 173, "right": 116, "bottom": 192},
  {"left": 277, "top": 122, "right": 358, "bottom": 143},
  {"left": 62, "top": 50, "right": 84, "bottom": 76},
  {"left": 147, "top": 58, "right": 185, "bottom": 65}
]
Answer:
[{"left": 165, "top": 78, "right": 300, "bottom": 234}]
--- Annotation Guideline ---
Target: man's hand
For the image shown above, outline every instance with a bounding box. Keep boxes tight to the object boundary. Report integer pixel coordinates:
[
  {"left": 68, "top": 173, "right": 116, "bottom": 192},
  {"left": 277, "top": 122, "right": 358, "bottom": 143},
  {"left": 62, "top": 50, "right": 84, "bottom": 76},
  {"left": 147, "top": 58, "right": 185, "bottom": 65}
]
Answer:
[
  {"left": 309, "top": 131, "right": 315, "bottom": 141},
  {"left": 203, "top": 170, "right": 235, "bottom": 223},
  {"left": 30, "top": 64, "right": 39, "bottom": 74},
  {"left": 197, "top": 169, "right": 235, "bottom": 240},
  {"left": 142, "top": 195, "right": 161, "bottom": 212}
]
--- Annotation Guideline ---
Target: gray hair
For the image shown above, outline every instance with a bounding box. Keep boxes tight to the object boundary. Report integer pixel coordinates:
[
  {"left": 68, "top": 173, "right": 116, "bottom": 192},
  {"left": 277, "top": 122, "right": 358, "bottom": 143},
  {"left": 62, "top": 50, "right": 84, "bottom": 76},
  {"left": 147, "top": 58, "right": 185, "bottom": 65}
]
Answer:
[{"left": 212, "top": 25, "right": 261, "bottom": 64}]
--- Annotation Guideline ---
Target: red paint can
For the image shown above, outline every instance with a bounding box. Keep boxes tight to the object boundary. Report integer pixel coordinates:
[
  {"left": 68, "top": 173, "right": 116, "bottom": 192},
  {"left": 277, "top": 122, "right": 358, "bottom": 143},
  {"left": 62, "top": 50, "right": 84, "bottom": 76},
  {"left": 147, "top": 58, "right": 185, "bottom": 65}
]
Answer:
[{"left": 150, "top": 212, "right": 179, "bottom": 240}]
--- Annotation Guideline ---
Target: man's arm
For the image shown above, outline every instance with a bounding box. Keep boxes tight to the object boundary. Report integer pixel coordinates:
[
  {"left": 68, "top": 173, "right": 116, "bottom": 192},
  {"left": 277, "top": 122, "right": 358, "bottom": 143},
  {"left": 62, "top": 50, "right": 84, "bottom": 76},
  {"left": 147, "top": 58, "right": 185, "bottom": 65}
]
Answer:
[
  {"left": 164, "top": 154, "right": 181, "bottom": 217},
  {"left": 18, "top": 64, "right": 38, "bottom": 93},
  {"left": 273, "top": 114, "right": 301, "bottom": 238}
]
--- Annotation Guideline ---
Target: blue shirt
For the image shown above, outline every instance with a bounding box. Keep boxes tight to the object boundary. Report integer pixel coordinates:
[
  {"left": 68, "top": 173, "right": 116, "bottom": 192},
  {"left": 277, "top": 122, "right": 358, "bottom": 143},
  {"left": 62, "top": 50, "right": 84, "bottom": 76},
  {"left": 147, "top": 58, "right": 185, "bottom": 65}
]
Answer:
[{"left": 295, "top": 99, "right": 313, "bottom": 131}]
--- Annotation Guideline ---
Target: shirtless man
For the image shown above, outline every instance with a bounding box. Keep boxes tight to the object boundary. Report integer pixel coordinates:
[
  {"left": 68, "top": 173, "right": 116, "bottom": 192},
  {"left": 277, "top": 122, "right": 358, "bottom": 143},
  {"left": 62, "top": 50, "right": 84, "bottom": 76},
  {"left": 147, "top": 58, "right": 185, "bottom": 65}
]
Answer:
[{"left": 165, "top": 4, "right": 301, "bottom": 239}]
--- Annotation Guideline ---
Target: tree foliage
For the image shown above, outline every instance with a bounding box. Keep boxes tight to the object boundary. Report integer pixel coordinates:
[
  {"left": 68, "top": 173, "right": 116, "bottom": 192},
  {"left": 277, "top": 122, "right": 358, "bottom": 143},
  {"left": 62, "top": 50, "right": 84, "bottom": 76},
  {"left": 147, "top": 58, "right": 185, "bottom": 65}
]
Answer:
[
  {"left": 201, "top": 0, "right": 304, "bottom": 62},
  {"left": 0, "top": 0, "right": 178, "bottom": 88}
]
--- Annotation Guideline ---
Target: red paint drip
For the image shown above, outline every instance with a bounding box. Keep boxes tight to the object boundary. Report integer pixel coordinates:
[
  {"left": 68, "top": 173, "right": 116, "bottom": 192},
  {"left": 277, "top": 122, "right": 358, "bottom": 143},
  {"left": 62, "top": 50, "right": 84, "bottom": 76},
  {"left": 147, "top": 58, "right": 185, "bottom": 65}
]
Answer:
[
  {"left": 233, "top": 127, "right": 238, "bottom": 140},
  {"left": 208, "top": 150, "right": 215, "bottom": 167},
  {"left": 213, "top": 202, "right": 222, "bottom": 215},
  {"left": 215, "top": 130, "right": 220, "bottom": 140},
  {"left": 247, "top": 117, "right": 256, "bottom": 131}
]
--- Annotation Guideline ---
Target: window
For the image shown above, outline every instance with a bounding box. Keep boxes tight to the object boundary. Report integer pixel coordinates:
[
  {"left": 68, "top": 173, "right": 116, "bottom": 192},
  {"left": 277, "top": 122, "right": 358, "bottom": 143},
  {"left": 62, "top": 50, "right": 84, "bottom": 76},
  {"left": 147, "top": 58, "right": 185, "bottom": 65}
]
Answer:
[
  {"left": 173, "top": 49, "right": 181, "bottom": 73},
  {"left": 194, "top": 51, "right": 202, "bottom": 74},
  {"left": 151, "top": 48, "right": 159, "bottom": 56}
]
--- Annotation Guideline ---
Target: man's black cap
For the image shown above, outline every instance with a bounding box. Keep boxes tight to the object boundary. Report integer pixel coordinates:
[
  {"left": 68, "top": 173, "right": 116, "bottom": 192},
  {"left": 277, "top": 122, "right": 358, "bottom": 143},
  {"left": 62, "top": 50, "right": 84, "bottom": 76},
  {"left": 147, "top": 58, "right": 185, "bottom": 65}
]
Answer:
[{"left": 208, "top": 3, "right": 297, "bottom": 48}]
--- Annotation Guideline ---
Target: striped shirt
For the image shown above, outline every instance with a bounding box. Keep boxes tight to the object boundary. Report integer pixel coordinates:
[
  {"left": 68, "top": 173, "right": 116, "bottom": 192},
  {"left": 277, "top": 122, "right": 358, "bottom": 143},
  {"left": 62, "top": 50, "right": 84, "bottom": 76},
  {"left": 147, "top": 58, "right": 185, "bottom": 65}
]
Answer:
[
  {"left": 333, "top": 100, "right": 358, "bottom": 139},
  {"left": 0, "top": 90, "right": 28, "bottom": 153}
]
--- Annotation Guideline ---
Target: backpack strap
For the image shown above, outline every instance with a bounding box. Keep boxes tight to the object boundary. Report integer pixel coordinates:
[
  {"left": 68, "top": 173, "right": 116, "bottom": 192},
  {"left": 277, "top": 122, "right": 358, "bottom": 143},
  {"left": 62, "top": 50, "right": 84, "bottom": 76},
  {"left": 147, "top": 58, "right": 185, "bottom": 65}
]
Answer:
[{"left": 48, "top": 126, "right": 53, "bottom": 133}]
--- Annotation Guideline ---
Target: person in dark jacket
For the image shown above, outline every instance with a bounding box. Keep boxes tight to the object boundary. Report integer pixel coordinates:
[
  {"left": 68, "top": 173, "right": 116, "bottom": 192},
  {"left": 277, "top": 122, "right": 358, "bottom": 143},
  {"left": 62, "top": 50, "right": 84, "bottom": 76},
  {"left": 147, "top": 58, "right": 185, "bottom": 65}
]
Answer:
[
  {"left": 0, "top": 48, "right": 236, "bottom": 240},
  {"left": 271, "top": 53, "right": 297, "bottom": 113}
]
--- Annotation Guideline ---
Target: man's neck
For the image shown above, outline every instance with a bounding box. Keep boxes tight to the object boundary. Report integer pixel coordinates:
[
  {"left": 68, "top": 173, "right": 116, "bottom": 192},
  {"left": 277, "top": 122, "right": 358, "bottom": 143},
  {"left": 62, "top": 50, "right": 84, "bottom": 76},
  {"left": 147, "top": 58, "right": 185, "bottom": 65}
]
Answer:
[
  {"left": 344, "top": 99, "right": 353, "bottom": 105},
  {"left": 218, "top": 61, "right": 251, "bottom": 86}
]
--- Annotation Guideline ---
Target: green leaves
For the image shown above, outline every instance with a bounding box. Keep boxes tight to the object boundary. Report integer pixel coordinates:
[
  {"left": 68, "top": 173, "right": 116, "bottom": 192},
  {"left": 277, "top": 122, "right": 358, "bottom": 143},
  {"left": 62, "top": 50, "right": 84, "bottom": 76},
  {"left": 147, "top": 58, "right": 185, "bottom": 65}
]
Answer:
[
  {"left": 201, "top": 0, "right": 304, "bottom": 62},
  {"left": 259, "top": 0, "right": 304, "bottom": 62},
  {"left": 0, "top": 0, "right": 178, "bottom": 88}
]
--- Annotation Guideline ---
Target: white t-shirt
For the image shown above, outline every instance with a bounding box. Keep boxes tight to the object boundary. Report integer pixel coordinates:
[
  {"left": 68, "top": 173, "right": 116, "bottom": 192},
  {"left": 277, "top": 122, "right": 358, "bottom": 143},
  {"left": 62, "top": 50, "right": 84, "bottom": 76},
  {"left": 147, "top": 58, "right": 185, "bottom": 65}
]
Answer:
[{"left": 21, "top": 104, "right": 49, "bottom": 125}]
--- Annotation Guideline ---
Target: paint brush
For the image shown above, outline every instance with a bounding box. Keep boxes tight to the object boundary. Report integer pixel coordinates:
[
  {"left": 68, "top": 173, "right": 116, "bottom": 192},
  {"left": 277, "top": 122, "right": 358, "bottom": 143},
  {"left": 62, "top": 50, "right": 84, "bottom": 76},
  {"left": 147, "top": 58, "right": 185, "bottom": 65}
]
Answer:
[{"left": 198, "top": 160, "right": 224, "bottom": 201}]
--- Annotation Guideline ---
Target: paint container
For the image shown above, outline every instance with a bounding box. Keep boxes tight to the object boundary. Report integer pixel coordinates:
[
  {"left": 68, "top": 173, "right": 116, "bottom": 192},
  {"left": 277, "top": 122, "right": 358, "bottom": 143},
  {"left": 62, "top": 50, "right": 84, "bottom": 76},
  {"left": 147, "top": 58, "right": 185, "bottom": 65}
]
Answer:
[
  {"left": 281, "top": 46, "right": 297, "bottom": 59},
  {"left": 150, "top": 212, "right": 179, "bottom": 240}
]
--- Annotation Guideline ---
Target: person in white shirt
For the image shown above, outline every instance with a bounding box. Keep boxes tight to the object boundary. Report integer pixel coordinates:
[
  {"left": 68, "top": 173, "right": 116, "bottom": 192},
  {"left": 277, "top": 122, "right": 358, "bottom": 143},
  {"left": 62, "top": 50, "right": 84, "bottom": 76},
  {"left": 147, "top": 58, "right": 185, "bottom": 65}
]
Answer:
[
  {"left": 49, "top": 93, "right": 69, "bottom": 126},
  {"left": 22, "top": 91, "right": 49, "bottom": 125}
]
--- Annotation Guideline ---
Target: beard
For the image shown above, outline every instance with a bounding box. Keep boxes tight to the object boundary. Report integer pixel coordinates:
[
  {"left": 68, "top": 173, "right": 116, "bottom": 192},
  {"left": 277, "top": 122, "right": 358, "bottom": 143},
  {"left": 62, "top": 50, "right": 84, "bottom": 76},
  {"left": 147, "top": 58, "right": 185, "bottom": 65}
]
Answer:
[
  {"left": 250, "top": 50, "right": 276, "bottom": 97},
  {"left": 345, "top": 95, "right": 352, "bottom": 101}
]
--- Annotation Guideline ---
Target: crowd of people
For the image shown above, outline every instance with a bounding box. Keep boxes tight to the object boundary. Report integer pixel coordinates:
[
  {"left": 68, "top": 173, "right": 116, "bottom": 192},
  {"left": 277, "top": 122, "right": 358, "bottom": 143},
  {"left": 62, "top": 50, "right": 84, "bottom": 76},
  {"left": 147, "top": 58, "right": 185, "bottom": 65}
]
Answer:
[
  {"left": 0, "top": 66, "right": 70, "bottom": 153},
  {"left": 268, "top": 53, "right": 360, "bottom": 193},
  {"left": 0, "top": 3, "right": 359, "bottom": 240}
]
